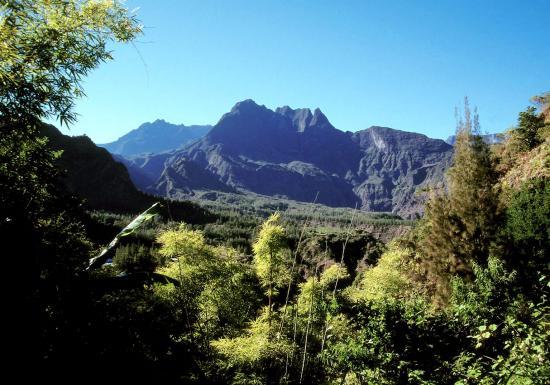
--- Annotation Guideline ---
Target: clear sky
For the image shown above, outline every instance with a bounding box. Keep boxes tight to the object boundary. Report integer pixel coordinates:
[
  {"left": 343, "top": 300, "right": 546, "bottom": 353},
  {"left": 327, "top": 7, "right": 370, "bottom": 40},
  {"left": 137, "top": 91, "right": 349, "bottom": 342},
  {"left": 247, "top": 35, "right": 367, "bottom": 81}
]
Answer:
[{"left": 59, "top": 0, "right": 550, "bottom": 144}]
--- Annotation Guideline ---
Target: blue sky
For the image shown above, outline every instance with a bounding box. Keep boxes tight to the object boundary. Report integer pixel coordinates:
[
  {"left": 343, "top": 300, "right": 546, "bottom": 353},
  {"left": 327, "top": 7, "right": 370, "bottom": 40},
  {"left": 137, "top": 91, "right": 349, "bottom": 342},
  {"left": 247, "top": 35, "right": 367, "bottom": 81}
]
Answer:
[{"left": 60, "top": 0, "right": 550, "bottom": 144}]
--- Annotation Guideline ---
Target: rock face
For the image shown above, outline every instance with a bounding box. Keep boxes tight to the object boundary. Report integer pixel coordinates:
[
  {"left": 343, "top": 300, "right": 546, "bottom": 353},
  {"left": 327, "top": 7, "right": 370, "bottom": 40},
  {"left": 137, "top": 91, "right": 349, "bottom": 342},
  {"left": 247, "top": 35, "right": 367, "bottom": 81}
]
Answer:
[
  {"left": 120, "top": 100, "right": 453, "bottom": 217},
  {"left": 350, "top": 126, "right": 452, "bottom": 215},
  {"left": 99, "top": 119, "right": 211, "bottom": 157}
]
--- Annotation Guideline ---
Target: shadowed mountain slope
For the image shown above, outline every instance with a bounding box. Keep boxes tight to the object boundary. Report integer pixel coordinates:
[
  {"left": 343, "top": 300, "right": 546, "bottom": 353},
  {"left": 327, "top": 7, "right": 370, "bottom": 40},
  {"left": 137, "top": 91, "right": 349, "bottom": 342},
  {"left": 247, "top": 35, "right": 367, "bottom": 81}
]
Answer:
[{"left": 40, "top": 124, "right": 214, "bottom": 223}]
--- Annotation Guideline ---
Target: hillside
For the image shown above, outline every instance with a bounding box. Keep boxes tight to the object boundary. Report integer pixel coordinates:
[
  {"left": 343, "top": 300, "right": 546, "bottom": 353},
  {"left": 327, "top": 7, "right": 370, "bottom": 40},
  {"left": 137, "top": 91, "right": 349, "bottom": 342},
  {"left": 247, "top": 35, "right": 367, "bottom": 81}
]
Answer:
[
  {"left": 41, "top": 123, "right": 154, "bottom": 213},
  {"left": 40, "top": 124, "right": 214, "bottom": 223}
]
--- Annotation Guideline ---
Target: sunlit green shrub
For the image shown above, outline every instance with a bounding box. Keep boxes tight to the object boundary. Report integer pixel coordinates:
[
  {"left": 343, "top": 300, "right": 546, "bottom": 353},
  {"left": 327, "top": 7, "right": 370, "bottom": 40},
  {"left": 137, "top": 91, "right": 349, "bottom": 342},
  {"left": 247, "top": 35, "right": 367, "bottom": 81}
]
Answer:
[{"left": 348, "top": 243, "right": 425, "bottom": 303}]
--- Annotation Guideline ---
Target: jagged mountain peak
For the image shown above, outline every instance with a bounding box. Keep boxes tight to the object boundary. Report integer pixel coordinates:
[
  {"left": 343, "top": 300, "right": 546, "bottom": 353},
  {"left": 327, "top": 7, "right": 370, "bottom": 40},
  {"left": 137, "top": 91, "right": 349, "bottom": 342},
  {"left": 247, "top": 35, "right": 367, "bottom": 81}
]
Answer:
[
  {"left": 215, "top": 100, "right": 334, "bottom": 134},
  {"left": 310, "top": 108, "right": 330, "bottom": 127},
  {"left": 275, "top": 105, "right": 313, "bottom": 116},
  {"left": 276, "top": 106, "right": 313, "bottom": 131},
  {"left": 229, "top": 99, "right": 266, "bottom": 113},
  {"left": 275, "top": 105, "right": 299, "bottom": 115},
  {"left": 275, "top": 105, "right": 331, "bottom": 131}
]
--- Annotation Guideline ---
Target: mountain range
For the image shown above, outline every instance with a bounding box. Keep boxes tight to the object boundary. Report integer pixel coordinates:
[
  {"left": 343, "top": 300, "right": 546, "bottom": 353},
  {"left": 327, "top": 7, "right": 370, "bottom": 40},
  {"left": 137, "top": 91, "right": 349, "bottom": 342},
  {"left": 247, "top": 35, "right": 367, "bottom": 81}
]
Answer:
[{"left": 110, "top": 100, "right": 454, "bottom": 218}]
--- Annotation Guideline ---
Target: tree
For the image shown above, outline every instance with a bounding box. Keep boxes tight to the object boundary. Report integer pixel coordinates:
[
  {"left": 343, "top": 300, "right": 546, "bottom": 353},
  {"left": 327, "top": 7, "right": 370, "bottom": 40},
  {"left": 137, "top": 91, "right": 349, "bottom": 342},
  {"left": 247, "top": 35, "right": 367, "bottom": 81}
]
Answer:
[
  {"left": 349, "top": 244, "right": 425, "bottom": 303},
  {"left": 421, "top": 98, "right": 500, "bottom": 300},
  {"left": 157, "top": 223, "right": 213, "bottom": 268},
  {"left": 157, "top": 224, "right": 261, "bottom": 345},
  {"left": 113, "top": 243, "right": 158, "bottom": 273},
  {"left": 0, "top": 0, "right": 141, "bottom": 126},
  {"left": 493, "top": 93, "right": 550, "bottom": 177},
  {"left": 505, "top": 178, "right": 549, "bottom": 278},
  {"left": 211, "top": 308, "right": 294, "bottom": 383},
  {"left": 0, "top": 0, "right": 141, "bottom": 277},
  {"left": 0, "top": 1, "right": 141, "bottom": 376},
  {"left": 515, "top": 106, "right": 546, "bottom": 151},
  {"left": 531, "top": 91, "right": 550, "bottom": 124},
  {"left": 252, "top": 212, "right": 291, "bottom": 327}
]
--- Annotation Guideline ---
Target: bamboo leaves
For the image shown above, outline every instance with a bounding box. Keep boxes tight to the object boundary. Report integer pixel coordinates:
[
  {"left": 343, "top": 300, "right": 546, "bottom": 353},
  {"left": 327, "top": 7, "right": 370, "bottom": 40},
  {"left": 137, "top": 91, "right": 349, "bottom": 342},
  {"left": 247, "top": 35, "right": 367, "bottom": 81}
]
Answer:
[{"left": 252, "top": 212, "right": 291, "bottom": 325}]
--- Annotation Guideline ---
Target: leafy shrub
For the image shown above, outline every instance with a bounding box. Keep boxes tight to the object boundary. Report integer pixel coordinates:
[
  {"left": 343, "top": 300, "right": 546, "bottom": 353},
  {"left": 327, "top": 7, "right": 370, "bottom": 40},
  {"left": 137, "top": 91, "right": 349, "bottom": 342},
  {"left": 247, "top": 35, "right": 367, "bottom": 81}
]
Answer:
[
  {"left": 505, "top": 178, "right": 549, "bottom": 270},
  {"left": 348, "top": 243, "right": 426, "bottom": 303}
]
